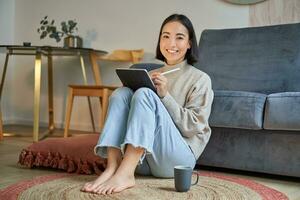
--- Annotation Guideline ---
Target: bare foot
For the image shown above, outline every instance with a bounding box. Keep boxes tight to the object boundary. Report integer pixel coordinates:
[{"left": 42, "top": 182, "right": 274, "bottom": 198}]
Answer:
[
  {"left": 81, "top": 168, "right": 116, "bottom": 192},
  {"left": 93, "top": 174, "right": 135, "bottom": 195}
]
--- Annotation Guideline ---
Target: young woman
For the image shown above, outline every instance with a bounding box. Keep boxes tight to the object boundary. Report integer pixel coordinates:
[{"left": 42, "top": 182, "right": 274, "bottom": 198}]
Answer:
[{"left": 81, "top": 14, "right": 214, "bottom": 195}]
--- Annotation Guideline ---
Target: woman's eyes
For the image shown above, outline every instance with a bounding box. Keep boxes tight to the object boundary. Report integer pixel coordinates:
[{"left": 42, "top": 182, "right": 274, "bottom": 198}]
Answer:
[{"left": 161, "top": 35, "right": 184, "bottom": 40}]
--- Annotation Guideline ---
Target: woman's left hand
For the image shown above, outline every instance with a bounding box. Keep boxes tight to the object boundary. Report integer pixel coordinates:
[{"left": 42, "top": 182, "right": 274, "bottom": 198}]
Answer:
[{"left": 151, "top": 72, "right": 168, "bottom": 98}]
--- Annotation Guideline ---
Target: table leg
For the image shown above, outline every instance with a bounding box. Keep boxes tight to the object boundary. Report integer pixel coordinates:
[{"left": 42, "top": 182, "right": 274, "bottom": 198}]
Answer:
[
  {"left": 48, "top": 55, "right": 54, "bottom": 131},
  {"left": 0, "top": 53, "right": 9, "bottom": 99},
  {"left": 80, "top": 55, "right": 96, "bottom": 132},
  {"left": 33, "top": 52, "right": 42, "bottom": 142},
  {"left": 0, "top": 53, "right": 10, "bottom": 139}
]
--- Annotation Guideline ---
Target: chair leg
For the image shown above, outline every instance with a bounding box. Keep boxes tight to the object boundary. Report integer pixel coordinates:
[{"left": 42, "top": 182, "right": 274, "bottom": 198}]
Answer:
[
  {"left": 64, "top": 87, "right": 74, "bottom": 138},
  {"left": 99, "top": 88, "right": 109, "bottom": 131},
  {"left": 0, "top": 107, "right": 3, "bottom": 140}
]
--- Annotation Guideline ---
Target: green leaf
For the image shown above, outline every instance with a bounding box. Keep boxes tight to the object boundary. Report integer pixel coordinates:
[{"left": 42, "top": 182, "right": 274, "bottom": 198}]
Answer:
[
  {"left": 55, "top": 35, "right": 61, "bottom": 42},
  {"left": 68, "top": 20, "right": 74, "bottom": 25},
  {"left": 71, "top": 22, "right": 76, "bottom": 28},
  {"left": 46, "top": 26, "right": 52, "bottom": 32},
  {"left": 62, "top": 26, "right": 68, "bottom": 34},
  {"left": 40, "top": 31, "right": 47, "bottom": 39}
]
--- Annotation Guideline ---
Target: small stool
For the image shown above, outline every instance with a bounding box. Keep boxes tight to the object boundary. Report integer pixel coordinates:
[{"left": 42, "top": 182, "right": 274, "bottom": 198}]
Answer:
[{"left": 63, "top": 85, "right": 118, "bottom": 137}]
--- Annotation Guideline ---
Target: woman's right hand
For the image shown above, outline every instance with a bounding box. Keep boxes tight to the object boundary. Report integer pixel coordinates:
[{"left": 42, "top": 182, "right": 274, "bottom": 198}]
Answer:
[{"left": 151, "top": 72, "right": 168, "bottom": 98}]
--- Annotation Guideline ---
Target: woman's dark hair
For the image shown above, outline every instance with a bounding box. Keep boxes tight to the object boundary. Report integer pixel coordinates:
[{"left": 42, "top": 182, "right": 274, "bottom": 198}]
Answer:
[{"left": 156, "top": 14, "right": 198, "bottom": 65}]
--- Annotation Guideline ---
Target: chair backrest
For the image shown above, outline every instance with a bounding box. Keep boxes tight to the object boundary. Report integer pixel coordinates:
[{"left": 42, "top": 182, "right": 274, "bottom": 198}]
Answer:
[{"left": 100, "top": 49, "right": 144, "bottom": 63}]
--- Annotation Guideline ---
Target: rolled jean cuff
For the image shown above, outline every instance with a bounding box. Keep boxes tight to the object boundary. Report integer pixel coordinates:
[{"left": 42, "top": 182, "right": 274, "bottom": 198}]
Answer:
[
  {"left": 94, "top": 145, "right": 121, "bottom": 158},
  {"left": 120, "top": 142, "right": 152, "bottom": 165}
]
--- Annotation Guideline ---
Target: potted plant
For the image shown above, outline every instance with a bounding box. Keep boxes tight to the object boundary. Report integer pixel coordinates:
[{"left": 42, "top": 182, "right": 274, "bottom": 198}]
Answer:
[{"left": 37, "top": 16, "right": 83, "bottom": 48}]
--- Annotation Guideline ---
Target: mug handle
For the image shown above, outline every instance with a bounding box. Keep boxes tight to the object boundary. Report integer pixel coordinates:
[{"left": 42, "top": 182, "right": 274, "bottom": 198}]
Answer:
[{"left": 191, "top": 171, "right": 199, "bottom": 186}]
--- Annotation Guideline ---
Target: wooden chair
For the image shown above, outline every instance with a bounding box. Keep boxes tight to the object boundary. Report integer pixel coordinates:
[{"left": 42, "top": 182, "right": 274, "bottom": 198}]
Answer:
[{"left": 63, "top": 49, "right": 144, "bottom": 137}]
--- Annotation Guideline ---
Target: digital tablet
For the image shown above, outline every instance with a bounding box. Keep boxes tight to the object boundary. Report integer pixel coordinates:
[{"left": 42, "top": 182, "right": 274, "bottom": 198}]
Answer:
[{"left": 116, "top": 68, "right": 156, "bottom": 92}]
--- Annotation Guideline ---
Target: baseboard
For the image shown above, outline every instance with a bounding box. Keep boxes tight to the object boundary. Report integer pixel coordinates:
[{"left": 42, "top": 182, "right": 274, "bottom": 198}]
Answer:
[{"left": 2, "top": 118, "right": 99, "bottom": 132}]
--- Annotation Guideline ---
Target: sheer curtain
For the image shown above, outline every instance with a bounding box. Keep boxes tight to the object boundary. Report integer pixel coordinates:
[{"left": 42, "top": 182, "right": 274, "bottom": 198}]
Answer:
[{"left": 250, "top": 0, "right": 300, "bottom": 26}]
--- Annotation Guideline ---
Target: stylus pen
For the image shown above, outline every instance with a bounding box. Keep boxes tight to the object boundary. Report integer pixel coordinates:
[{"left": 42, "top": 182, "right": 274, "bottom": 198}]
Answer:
[{"left": 161, "top": 68, "right": 180, "bottom": 75}]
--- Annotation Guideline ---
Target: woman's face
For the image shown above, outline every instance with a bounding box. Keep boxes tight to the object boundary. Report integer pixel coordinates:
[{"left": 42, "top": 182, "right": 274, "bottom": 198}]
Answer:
[{"left": 159, "top": 21, "right": 190, "bottom": 65}]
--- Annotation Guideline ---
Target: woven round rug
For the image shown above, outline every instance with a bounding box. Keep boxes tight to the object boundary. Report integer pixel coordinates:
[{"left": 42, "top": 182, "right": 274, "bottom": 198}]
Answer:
[{"left": 0, "top": 172, "right": 288, "bottom": 200}]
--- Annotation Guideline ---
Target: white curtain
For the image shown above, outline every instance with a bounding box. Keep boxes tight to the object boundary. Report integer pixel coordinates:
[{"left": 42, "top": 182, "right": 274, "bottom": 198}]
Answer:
[{"left": 250, "top": 0, "right": 300, "bottom": 26}]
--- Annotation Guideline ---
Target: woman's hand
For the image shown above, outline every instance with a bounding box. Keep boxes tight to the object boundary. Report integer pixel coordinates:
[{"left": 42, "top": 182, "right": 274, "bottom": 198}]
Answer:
[{"left": 151, "top": 72, "right": 168, "bottom": 98}]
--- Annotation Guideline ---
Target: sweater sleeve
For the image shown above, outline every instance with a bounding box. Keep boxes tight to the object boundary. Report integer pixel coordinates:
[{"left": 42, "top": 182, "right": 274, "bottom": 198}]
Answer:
[{"left": 161, "top": 75, "right": 214, "bottom": 138}]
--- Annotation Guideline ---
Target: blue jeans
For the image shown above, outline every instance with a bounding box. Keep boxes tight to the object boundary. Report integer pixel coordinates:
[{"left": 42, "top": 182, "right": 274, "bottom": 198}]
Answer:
[{"left": 94, "top": 87, "right": 196, "bottom": 178}]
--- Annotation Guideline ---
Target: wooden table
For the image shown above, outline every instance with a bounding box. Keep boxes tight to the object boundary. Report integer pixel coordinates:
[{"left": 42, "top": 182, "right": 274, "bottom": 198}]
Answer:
[{"left": 0, "top": 45, "right": 107, "bottom": 142}]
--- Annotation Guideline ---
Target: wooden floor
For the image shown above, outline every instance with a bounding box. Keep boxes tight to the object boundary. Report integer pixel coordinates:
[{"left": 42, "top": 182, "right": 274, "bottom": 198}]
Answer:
[{"left": 0, "top": 125, "right": 299, "bottom": 199}]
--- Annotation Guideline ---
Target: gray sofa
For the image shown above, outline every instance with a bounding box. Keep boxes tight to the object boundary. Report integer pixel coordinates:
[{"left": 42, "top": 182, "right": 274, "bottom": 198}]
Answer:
[{"left": 195, "top": 22, "right": 300, "bottom": 177}]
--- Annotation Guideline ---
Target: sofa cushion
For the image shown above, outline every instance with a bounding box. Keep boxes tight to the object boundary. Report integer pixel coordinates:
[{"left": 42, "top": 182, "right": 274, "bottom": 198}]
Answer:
[
  {"left": 209, "top": 90, "right": 267, "bottom": 130},
  {"left": 195, "top": 23, "right": 300, "bottom": 94},
  {"left": 264, "top": 92, "right": 300, "bottom": 130}
]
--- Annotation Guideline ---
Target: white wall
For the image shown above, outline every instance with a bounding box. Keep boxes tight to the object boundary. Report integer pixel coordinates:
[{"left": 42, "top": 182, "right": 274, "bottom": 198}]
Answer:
[
  {"left": 0, "top": 0, "right": 249, "bottom": 132},
  {"left": 0, "top": 0, "right": 15, "bottom": 123}
]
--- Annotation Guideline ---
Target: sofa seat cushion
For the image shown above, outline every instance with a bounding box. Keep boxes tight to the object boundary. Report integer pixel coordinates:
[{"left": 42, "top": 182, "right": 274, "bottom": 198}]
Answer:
[
  {"left": 264, "top": 92, "right": 300, "bottom": 130},
  {"left": 209, "top": 90, "right": 267, "bottom": 130}
]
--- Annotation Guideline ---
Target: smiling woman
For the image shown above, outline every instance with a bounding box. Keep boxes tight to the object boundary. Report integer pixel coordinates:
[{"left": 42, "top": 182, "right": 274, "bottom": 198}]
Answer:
[
  {"left": 224, "top": 0, "right": 266, "bottom": 5},
  {"left": 80, "top": 14, "right": 214, "bottom": 195}
]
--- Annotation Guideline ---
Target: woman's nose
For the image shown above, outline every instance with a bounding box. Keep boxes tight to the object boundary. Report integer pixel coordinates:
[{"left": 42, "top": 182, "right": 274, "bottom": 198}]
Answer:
[{"left": 168, "top": 38, "right": 176, "bottom": 47}]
